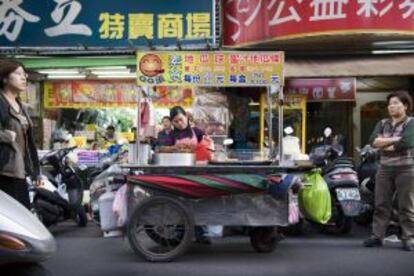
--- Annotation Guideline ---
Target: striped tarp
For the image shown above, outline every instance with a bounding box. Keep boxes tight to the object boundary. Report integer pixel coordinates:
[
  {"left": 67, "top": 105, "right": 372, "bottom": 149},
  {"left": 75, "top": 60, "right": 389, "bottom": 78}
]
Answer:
[{"left": 128, "top": 174, "right": 282, "bottom": 198}]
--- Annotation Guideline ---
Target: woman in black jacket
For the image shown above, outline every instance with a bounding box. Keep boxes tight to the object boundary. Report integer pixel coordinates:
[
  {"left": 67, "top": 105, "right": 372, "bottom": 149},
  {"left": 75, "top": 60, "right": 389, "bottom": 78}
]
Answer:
[{"left": 0, "top": 59, "right": 40, "bottom": 209}]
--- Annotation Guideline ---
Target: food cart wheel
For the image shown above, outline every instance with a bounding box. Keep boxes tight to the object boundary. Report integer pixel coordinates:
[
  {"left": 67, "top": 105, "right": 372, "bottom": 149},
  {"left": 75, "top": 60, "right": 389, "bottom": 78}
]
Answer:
[
  {"left": 250, "top": 227, "right": 279, "bottom": 253},
  {"left": 144, "top": 227, "right": 185, "bottom": 247},
  {"left": 127, "top": 196, "right": 194, "bottom": 262}
]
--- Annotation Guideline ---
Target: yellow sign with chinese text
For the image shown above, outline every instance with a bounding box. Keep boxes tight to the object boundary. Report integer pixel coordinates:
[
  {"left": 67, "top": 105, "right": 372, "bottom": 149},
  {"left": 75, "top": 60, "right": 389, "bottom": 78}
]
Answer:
[
  {"left": 43, "top": 80, "right": 193, "bottom": 109},
  {"left": 137, "top": 51, "right": 284, "bottom": 87}
]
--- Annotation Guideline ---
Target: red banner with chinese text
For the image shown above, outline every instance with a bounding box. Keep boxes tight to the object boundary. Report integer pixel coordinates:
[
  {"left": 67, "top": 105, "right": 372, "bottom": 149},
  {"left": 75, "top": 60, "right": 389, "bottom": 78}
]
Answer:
[
  {"left": 285, "top": 78, "right": 356, "bottom": 102},
  {"left": 223, "top": 0, "right": 414, "bottom": 46}
]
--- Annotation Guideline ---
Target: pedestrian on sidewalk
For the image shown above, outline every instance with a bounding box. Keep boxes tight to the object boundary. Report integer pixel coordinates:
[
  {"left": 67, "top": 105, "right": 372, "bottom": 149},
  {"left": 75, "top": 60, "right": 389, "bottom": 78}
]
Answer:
[
  {"left": 363, "top": 90, "right": 414, "bottom": 252},
  {"left": 0, "top": 59, "right": 40, "bottom": 209}
]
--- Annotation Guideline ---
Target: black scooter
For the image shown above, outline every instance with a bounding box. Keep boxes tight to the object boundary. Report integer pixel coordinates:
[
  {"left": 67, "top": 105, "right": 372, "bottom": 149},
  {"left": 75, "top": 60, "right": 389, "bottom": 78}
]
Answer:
[
  {"left": 80, "top": 146, "right": 125, "bottom": 189},
  {"left": 310, "top": 143, "right": 361, "bottom": 234},
  {"left": 33, "top": 146, "right": 88, "bottom": 227},
  {"left": 354, "top": 145, "right": 378, "bottom": 225}
]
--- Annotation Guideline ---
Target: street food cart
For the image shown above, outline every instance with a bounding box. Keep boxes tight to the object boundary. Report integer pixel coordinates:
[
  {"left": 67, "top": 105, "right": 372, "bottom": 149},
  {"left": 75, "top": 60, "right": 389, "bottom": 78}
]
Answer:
[{"left": 122, "top": 51, "right": 311, "bottom": 262}]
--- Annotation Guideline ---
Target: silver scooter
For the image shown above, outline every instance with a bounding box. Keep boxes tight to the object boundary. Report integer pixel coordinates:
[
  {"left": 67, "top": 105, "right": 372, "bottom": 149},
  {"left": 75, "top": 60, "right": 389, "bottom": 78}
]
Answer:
[{"left": 0, "top": 190, "right": 56, "bottom": 265}]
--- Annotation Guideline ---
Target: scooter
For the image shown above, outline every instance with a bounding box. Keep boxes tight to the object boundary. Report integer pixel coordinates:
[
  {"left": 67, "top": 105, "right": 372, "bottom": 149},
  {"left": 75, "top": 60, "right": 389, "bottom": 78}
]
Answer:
[
  {"left": 33, "top": 146, "right": 88, "bottom": 227},
  {"left": 0, "top": 190, "right": 56, "bottom": 264},
  {"left": 309, "top": 129, "right": 361, "bottom": 234},
  {"left": 354, "top": 145, "right": 378, "bottom": 225},
  {"left": 80, "top": 144, "right": 126, "bottom": 189}
]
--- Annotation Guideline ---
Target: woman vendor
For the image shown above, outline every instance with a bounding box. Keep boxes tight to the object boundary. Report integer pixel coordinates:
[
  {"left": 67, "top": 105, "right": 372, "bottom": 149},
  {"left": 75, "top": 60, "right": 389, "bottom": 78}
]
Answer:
[
  {"left": 164, "top": 106, "right": 214, "bottom": 244},
  {"left": 161, "top": 106, "right": 214, "bottom": 162}
]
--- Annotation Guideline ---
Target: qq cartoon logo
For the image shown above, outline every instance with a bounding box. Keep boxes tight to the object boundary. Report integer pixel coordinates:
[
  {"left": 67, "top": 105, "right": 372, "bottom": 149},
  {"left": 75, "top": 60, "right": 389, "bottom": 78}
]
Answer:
[{"left": 139, "top": 54, "right": 165, "bottom": 84}]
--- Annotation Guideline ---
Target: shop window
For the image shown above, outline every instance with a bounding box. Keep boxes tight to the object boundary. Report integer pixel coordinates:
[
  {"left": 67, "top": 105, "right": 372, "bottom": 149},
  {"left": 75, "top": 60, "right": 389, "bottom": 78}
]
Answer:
[
  {"left": 360, "top": 101, "right": 388, "bottom": 147},
  {"left": 306, "top": 102, "right": 353, "bottom": 156}
]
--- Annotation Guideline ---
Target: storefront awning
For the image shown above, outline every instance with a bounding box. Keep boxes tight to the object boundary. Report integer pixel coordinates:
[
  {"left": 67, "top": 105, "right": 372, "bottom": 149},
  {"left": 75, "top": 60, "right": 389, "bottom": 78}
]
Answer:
[
  {"left": 285, "top": 54, "right": 414, "bottom": 78},
  {"left": 20, "top": 56, "right": 136, "bottom": 69}
]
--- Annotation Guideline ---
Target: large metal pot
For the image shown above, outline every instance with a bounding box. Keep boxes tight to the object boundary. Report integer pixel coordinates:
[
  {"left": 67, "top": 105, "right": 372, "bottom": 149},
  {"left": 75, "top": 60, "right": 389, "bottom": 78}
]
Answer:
[{"left": 153, "top": 153, "right": 196, "bottom": 166}]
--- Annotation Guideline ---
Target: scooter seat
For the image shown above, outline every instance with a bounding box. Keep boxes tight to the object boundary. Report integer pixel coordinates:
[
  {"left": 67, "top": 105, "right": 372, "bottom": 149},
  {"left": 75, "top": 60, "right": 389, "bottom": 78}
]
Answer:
[
  {"left": 331, "top": 158, "right": 355, "bottom": 166},
  {"left": 325, "top": 167, "right": 357, "bottom": 176},
  {"left": 333, "top": 162, "right": 355, "bottom": 168},
  {"left": 328, "top": 180, "right": 359, "bottom": 189},
  {"left": 332, "top": 161, "right": 355, "bottom": 167},
  {"left": 35, "top": 188, "right": 68, "bottom": 209},
  {"left": 335, "top": 157, "right": 355, "bottom": 163},
  {"left": 324, "top": 164, "right": 355, "bottom": 174}
]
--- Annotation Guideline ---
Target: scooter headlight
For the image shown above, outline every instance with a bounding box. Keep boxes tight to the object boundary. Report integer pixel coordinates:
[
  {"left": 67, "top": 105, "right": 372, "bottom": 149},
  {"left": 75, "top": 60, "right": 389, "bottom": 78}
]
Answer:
[{"left": 0, "top": 233, "right": 27, "bottom": 251}]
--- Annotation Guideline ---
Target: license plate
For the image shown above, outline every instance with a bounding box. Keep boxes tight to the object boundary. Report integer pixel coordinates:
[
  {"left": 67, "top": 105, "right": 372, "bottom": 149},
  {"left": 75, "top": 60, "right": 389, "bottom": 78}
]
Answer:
[{"left": 336, "top": 188, "right": 361, "bottom": 201}]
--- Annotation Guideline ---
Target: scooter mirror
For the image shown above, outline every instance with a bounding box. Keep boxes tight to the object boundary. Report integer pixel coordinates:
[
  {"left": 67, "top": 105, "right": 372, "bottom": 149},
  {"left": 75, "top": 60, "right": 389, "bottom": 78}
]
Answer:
[
  {"left": 284, "top": 126, "right": 294, "bottom": 135},
  {"left": 223, "top": 139, "right": 234, "bottom": 146},
  {"left": 324, "top": 127, "right": 332, "bottom": 138},
  {"left": 65, "top": 152, "right": 79, "bottom": 166},
  {"left": 332, "top": 144, "right": 344, "bottom": 156}
]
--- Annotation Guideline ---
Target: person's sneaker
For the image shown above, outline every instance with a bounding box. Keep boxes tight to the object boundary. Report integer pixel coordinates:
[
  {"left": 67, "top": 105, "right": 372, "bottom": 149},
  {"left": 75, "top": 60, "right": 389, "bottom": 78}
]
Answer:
[
  {"left": 363, "top": 236, "right": 383, "bottom": 247},
  {"left": 402, "top": 240, "right": 414, "bottom": 252}
]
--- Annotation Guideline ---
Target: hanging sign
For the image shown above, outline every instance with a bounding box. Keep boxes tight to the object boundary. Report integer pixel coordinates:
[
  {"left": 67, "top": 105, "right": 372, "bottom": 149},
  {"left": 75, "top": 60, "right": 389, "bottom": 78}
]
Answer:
[
  {"left": 285, "top": 78, "right": 356, "bottom": 102},
  {"left": 137, "top": 51, "right": 285, "bottom": 87},
  {"left": 44, "top": 80, "right": 193, "bottom": 108}
]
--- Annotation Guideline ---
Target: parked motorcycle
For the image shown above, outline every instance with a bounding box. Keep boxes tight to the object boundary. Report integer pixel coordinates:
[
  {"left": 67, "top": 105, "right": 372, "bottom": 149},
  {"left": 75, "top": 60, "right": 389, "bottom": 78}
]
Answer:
[
  {"left": 33, "top": 146, "right": 88, "bottom": 227},
  {"left": 80, "top": 145, "right": 126, "bottom": 190},
  {"left": 0, "top": 190, "right": 56, "bottom": 264},
  {"left": 309, "top": 134, "right": 361, "bottom": 234},
  {"left": 354, "top": 145, "right": 378, "bottom": 225}
]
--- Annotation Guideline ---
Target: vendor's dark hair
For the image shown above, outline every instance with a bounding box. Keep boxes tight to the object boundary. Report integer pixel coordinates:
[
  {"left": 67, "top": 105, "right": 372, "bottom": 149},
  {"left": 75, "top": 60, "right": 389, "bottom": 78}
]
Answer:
[
  {"left": 0, "top": 59, "right": 25, "bottom": 90},
  {"left": 170, "top": 106, "right": 193, "bottom": 139},
  {"left": 387, "top": 91, "right": 413, "bottom": 115},
  {"left": 107, "top": 125, "right": 115, "bottom": 131}
]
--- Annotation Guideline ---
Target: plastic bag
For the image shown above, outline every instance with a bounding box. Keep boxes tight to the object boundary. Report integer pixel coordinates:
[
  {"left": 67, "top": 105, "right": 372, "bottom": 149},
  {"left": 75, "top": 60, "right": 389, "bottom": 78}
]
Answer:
[
  {"left": 298, "top": 169, "right": 331, "bottom": 224},
  {"left": 194, "top": 88, "right": 229, "bottom": 107},
  {"left": 283, "top": 136, "right": 301, "bottom": 155},
  {"left": 194, "top": 136, "right": 214, "bottom": 161},
  {"left": 112, "top": 184, "right": 128, "bottom": 227},
  {"left": 288, "top": 192, "right": 300, "bottom": 225}
]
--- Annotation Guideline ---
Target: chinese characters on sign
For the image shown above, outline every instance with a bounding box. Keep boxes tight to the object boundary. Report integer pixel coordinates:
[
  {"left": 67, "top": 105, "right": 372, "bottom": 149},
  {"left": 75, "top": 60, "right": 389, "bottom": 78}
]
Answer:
[
  {"left": 99, "top": 13, "right": 125, "bottom": 39},
  {"left": 99, "top": 12, "right": 211, "bottom": 40},
  {"left": 128, "top": 13, "right": 154, "bottom": 39},
  {"left": 285, "top": 78, "right": 356, "bottom": 102},
  {"left": 0, "top": 0, "right": 41, "bottom": 41},
  {"left": 43, "top": 80, "right": 193, "bottom": 109},
  {"left": 0, "top": 0, "right": 90, "bottom": 41},
  {"left": 137, "top": 51, "right": 285, "bottom": 87},
  {"left": 0, "top": 0, "right": 213, "bottom": 46},
  {"left": 223, "top": 0, "right": 414, "bottom": 46},
  {"left": 45, "top": 0, "right": 92, "bottom": 37}
]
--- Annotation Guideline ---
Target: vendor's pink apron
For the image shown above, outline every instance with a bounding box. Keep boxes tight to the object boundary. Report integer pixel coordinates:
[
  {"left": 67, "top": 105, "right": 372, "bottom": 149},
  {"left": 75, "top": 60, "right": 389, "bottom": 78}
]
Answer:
[
  {"left": 175, "top": 129, "right": 198, "bottom": 147},
  {"left": 175, "top": 129, "right": 212, "bottom": 161}
]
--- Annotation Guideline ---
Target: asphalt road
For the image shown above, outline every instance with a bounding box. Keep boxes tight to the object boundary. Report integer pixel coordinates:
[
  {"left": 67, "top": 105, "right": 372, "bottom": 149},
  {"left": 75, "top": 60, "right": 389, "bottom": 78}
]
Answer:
[{"left": 2, "top": 222, "right": 414, "bottom": 276}]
